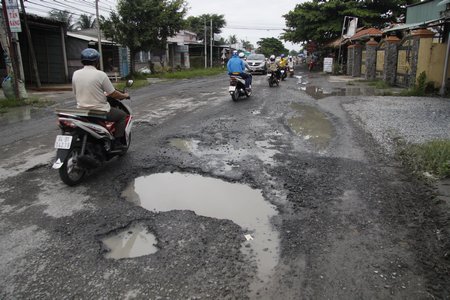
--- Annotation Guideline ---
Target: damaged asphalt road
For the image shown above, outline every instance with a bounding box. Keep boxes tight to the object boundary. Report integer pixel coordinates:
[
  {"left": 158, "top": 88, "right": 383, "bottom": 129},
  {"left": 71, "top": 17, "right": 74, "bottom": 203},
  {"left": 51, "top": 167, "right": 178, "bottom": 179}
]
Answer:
[{"left": 0, "top": 68, "right": 449, "bottom": 299}]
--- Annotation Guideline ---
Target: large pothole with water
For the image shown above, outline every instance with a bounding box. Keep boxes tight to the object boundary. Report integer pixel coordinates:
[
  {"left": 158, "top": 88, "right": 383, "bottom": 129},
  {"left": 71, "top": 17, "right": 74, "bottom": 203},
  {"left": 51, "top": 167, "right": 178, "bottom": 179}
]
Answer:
[{"left": 121, "top": 172, "right": 280, "bottom": 289}]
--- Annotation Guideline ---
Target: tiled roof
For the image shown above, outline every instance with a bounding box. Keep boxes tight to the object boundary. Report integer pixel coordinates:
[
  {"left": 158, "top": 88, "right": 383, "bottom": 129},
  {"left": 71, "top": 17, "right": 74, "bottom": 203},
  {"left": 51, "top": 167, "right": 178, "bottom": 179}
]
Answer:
[{"left": 350, "top": 28, "right": 383, "bottom": 41}]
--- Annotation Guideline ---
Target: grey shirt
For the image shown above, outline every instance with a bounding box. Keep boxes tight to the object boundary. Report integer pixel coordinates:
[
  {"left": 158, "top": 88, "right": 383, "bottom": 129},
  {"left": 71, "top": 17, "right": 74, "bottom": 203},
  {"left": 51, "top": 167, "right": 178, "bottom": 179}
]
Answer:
[{"left": 72, "top": 65, "right": 116, "bottom": 112}]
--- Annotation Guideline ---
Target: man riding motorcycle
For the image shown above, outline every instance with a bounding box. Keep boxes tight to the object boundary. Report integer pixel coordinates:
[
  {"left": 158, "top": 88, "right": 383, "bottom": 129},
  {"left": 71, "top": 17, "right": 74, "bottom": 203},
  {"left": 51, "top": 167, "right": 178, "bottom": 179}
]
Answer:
[
  {"left": 72, "top": 48, "right": 129, "bottom": 149},
  {"left": 279, "top": 54, "right": 288, "bottom": 79},
  {"left": 227, "top": 50, "right": 251, "bottom": 91},
  {"left": 267, "top": 54, "right": 281, "bottom": 80}
]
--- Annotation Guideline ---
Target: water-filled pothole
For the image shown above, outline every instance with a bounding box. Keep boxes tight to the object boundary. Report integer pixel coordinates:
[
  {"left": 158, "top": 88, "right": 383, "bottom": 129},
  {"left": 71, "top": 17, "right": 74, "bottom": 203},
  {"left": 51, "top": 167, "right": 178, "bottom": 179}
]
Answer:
[
  {"left": 287, "top": 103, "right": 334, "bottom": 150},
  {"left": 102, "top": 223, "right": 158, "bottom": 259},
  {"left": 301, "top": 85, "right": 376, "bottom": 99},
  {"left": 122, "top": 172, "right": 279, "bottom": 288}
]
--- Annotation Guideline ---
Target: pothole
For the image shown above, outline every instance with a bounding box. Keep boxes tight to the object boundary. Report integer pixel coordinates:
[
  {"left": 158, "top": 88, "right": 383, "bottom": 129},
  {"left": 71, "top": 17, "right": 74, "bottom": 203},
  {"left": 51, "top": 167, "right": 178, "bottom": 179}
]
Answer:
[
  {"left": 287, "top": 103, "right": 334, "bottom": 150},
  {"left": 122, "top": 172, "right": 280, "bottom": 290},
  {"left": 102, "top": 223, "right": 158, "bottom": 259},
  {"left": 301, "top": 85, "right": 376, "bottom": 99}
]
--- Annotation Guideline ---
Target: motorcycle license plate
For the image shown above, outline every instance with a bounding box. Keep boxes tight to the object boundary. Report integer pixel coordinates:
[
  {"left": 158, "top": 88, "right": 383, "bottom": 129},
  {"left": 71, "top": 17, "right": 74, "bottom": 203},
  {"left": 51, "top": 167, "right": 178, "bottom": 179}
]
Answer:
[
  {"left": 54, "top": 135, "right": 72, "bottom": 149},
  {"left": 229, "top": 86, "right": 236, "bottom": 92}
]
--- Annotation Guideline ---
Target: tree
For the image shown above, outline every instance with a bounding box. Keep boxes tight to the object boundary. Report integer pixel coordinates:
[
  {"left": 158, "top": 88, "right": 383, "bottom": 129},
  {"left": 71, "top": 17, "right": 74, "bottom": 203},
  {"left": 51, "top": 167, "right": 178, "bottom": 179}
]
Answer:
[
  {"left": 241, "top": 39, "right": 254, "bottom": 51},
  {"left": 289, "top": 49, "right": 298, "bottom": 57},
  {"left": 76, "top": 14, "right": 96, "bottom": 30},
  {"left": 184, "top": 14, "right": 226, "bottom": 43},
  {"left": 227, "top": 35, "right": 237, "bottom": 45},
  {"left": 48, "top": 9, "right": 77, "bottom": 31},
  {"left": 282, "top": 0, "right": 420, "bottom": 45},
  {"left": 101, "top": 0, "right": 187, "bottom": 75},
  {"left": 257, "top": 38, "right": 288, "bottom": 57}
]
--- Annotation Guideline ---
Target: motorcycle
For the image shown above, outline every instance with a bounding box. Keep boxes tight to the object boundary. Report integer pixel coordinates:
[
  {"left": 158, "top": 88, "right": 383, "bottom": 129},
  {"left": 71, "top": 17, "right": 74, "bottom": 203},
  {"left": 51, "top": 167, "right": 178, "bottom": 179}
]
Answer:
[
  {"left": 229, "top": 74, "right": 251, "bottom": 101},
  {"left": 288, "top": 65, "right": 295, "bottom": 77},
  {"left": 280, "top": 67, "right": 287, "bottom": 81},
  {"left": 267, "top": 71, "right": 279, "bottom": 87},
  {"left": 52, "top": 80, "right": 134, "bottom": 186}
]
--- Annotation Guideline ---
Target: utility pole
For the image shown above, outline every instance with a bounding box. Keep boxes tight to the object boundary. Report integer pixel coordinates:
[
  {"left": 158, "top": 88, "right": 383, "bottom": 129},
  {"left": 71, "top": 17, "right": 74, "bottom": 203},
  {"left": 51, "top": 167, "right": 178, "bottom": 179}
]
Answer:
[
  {"left": 19, "top": 0, "right": 40, "bottom": 88},
  {"left": 1, "top": 0, "right": 20, "bottom": 99},
  {"left": 210, "top": 19, "right": 212, "bottom": 68},
  {"left": 204, "top": 18, "right": 207, "bottom": 68},
  {"left": 337, "top": 16, "right": 347, "bottom": 72},
  {"left": 95, "top": 0, "right": 103, "bottom": 71}
]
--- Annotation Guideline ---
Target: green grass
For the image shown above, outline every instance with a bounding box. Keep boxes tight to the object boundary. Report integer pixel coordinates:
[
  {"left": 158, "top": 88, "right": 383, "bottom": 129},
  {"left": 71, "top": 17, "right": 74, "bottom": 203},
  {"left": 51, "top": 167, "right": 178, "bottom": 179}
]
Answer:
[
  {"left": 397, "top": 139, "right": 450, "bottom": 179},
  {"left": 114, "top": 67, "right": 226, "bottom": 90},
  {"left": 147, "top": 67, "right": 225, "bottom": 79},
  {"left": 367, "top": 80, "right": 391, "bottom": 89},
  {"left": 0, "top": 96, "right": 54, "bottom": 110},
  {"left": 114, "top": 79, "right": 149, "bottom": 91}
]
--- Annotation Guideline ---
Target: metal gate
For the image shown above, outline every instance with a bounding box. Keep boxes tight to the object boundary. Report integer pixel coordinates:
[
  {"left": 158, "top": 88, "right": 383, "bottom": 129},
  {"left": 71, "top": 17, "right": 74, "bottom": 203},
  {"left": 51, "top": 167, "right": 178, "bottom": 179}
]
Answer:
[
  {"left": 376, "top": 41, "right": 385, "bottom": 79},
  {"left": 396, "top": 36, "right": 414, "bottom": 87}
]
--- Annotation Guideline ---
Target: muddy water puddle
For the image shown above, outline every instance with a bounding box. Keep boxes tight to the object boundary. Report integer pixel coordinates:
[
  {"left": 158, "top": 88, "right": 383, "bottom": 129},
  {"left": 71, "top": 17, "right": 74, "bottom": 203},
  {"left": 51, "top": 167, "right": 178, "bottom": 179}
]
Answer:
[
  {"left": 122, "top": 172, "right": 279, "bottom": 291},
  {"left": 288, "top": 103, "right": 333, "bottom": 150},
  {"left": 301, "top": 85, "right": 376, "bottom": 99},
  {"left": 0, "top": 106, "right": 34, "bottom": 124},
  {"left": 102, "top": 223, "right": 158, "bottom": 259}
]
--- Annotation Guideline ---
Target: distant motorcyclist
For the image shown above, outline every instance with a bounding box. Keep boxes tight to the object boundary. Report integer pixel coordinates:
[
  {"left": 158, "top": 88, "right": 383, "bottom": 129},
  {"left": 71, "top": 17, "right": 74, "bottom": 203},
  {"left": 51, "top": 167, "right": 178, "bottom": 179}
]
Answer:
[
  {"left": 267, "top": 54, "right": 281, "bottom": 80},
  {"left": 279, "top": 54, "right": 288, "bottom": 79},
  {"left": 288, "top": 55, "right": 294, "bottom": 77},
  {"left": 227, "top": 50, "right": 251, "bottom": 91}
]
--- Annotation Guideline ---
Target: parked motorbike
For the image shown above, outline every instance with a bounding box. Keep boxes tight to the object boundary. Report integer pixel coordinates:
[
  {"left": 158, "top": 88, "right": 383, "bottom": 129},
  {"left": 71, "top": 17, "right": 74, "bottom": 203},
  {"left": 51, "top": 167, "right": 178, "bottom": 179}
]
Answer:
[
  {"left": 52, "top": 80, "right": 134, "bottom": 186},
  {"left": 229, "top": 74, "right": 251, "bottom": 101},
  {"left": 267, "top": 71, "right": 279, "bottom": 87}
]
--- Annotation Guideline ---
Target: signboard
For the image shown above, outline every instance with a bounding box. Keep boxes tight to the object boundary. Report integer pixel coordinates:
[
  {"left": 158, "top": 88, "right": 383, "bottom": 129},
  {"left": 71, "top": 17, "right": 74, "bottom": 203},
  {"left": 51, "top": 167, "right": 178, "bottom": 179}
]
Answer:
[
  {"left": 6, "top": 0, "right": 21, "bottom": 32},
  {"left": 323, "top": 57, "right": 333, "bottom": 73}
]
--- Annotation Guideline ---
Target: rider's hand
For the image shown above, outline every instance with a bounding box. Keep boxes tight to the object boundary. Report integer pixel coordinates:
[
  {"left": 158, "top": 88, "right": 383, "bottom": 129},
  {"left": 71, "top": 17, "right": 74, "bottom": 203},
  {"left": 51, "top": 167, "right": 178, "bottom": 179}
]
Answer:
[{"left": 123, "top": 92, "right": 130, "bottom": 99}]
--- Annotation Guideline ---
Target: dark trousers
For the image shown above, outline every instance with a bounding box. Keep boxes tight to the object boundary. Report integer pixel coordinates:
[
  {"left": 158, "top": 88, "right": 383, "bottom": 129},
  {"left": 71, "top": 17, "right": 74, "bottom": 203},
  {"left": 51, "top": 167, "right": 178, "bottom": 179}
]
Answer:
[
  {"left": 229, "top": 72, "right": 252, "bottom": 88},
  {"left": 241, "top": 72, "right": 252, "bottom": 88},
  {"left": 106, "top": 107, "right": 127, "bottom": 138}
]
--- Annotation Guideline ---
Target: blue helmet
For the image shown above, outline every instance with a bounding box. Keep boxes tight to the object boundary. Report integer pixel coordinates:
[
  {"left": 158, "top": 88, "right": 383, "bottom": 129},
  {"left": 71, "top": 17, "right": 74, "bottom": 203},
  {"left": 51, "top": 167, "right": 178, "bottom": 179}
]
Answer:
[
  {"left": 81, "top": 48, "right": 100, "bottom": 64},
  {"left": 280, "top": 54, "right": 285, "bottom": 58},
  {"left": 232, "top": 50, "right": 238, "bottom": 56}
]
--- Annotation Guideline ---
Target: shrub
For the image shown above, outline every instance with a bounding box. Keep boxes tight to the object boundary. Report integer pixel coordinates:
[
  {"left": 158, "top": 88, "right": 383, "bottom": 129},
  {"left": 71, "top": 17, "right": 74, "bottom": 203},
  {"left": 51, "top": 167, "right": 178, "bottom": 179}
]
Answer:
[{"left": 397, "top": 139, "right": 450, "bottom": 179}]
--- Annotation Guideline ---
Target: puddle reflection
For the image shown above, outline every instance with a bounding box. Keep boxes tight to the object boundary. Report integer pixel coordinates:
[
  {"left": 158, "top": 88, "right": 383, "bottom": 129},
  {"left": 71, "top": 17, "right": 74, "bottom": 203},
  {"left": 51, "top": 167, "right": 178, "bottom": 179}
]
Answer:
[
  {"left": 122, "top": 172, "right": 280, "bottom": 289},
  {"left": 288, "top": 103, "right": 333, "bottom": 149},
  {"left": 302, "top": 85, "right": 376, "bottom": 99},
  {"left": 102, "top": 223, "right": 158, "bottom": 259}
]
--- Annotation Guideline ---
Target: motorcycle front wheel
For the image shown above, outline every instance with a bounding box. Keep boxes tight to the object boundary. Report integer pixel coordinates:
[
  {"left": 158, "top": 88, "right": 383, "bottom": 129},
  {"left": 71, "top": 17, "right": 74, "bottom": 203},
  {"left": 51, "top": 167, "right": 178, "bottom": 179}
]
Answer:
[{"left": 59, "top": 147, "right": 86, "bottom": 186}]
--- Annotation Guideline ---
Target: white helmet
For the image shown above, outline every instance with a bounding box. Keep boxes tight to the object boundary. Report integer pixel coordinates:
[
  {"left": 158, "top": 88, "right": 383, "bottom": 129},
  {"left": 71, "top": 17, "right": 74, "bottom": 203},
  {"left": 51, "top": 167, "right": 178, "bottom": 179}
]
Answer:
[
  {"left": 238, "top": 52, "right": 245, "bottom": 58},
  {"left": 270, "top": 55, "right": 275, "bottom": 61}
]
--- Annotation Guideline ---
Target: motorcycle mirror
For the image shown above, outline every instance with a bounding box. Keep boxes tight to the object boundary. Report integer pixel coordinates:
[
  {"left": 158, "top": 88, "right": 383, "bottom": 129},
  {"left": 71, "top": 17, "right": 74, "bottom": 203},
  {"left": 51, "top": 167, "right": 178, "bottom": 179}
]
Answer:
[{"left": 126, "top": 80, "right": 134, "bottom": 87}]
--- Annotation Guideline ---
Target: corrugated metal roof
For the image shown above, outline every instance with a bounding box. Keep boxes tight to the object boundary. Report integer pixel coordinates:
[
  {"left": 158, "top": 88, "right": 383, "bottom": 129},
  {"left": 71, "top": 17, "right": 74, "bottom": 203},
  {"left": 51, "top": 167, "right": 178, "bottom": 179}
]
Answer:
[
  {"left": 383, "top": 18, "right": 443, "bottom": 33},
  {"left": 67, "top": 32, "right": 116, "bottom": 45},
  {"left": 406, "top": 0, "right": 445, "bottom": 23}
]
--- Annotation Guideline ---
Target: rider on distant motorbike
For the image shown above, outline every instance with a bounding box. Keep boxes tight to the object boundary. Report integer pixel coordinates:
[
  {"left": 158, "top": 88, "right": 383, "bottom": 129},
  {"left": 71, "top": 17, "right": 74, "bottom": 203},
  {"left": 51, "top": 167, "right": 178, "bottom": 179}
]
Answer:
[
  {"left": 227, "top": 50, "right": 251, "bottom": 90},
  {"left": 267, "top": 55, "right": 281, "bottom": 80},
  {"left": 72, "top": 48, "right": 129, "bottom": 148},
  {"left": 279, "top": 54, "right": 288, "bottom": 78}
]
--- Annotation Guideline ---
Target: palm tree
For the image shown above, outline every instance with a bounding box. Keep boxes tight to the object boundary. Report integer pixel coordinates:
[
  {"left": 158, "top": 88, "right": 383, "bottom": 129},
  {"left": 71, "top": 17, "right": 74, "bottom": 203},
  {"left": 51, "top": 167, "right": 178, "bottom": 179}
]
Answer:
[
  {"left": 48, "top": 9, "right": 77, "bottom": 31},
  {"left": 227, "top": 35, "right": 237, "bottom": 45},
  {"left": 76, "top": 14, "right": 96, "bottom": 30}
]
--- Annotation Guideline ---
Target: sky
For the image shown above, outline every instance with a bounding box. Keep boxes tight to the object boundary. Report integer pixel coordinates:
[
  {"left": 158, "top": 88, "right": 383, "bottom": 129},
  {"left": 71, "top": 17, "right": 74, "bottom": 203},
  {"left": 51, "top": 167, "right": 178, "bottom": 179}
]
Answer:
[
  {"left": 185, "top": 0, "right": 303, "bottom": 50},
  {"left": 23, "top": 0, "right": 304, "bottom": 51}
]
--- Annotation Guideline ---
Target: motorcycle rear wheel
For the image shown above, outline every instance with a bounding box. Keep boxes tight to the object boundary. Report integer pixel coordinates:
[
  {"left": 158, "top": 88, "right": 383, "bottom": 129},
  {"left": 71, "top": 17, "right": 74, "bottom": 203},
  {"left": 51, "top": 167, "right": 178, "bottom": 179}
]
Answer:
[
  {"left": 118, "top": 133, "right": 131, "bottom": 157},
  {"left": 231, "top": 89, "right": 239, "bottom": 101},
  {"left": 59, "top": 147, "right": 86, "bottom": 186}
]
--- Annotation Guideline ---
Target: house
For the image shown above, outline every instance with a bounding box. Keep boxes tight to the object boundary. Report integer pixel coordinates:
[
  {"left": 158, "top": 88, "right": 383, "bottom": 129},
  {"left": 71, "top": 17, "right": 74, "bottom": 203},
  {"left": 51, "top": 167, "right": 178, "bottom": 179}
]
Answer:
[
  {"left": 16, "top": 14, "right": 68, "bottom": 84},
  {"left": 137, "top": 30, "right": 202, "bottom": 71},
  {"left": 66, "top": 29, "right": 129, "bottom": 81}
]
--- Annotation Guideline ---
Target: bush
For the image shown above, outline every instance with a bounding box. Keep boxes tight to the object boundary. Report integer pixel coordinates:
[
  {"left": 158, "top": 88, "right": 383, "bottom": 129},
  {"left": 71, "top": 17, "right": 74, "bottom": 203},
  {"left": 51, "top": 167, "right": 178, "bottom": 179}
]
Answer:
[{"left": 397, "top": 139, "right": 450, "bottom": 179}]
